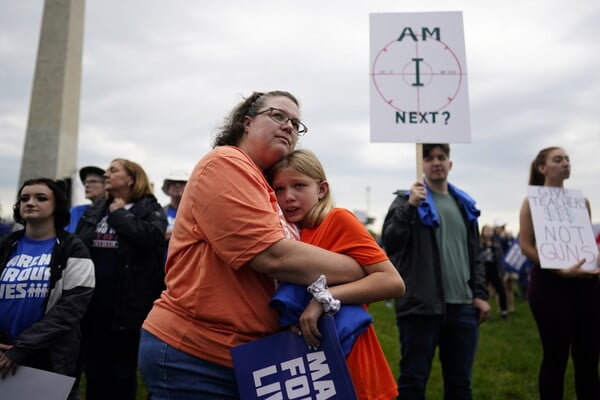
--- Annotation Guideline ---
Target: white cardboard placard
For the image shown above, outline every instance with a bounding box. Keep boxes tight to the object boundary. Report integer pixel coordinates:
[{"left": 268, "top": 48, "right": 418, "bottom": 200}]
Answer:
[
  {"left": 369, "top": 11, "right": 471, "bottom": 143},
  {"left": 0, "top": 366, "right": 75, "bottom": 400},
  {"left": 528, "top": 186, "right": 598, "bottom": 269}
]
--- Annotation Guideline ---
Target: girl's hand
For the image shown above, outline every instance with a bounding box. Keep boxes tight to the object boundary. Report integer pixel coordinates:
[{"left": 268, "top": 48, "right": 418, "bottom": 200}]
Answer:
[
  {"left": 0, "top": 344, "right": 16, "bottom": 379},
  {"left": 554, "top": 259, "right": 600, "bottom": 279},
  {"left": 298, "top": 299, "right": 325, "bottom": 349}
]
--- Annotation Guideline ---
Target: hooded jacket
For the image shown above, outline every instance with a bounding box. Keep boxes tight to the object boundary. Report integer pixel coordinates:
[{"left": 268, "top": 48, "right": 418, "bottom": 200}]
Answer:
[
  {"left": 382, "top": 190, "right": 487, "bottom": 317},
  {"left": 0, "top": 230, "right": 95, "bottom": 376}
]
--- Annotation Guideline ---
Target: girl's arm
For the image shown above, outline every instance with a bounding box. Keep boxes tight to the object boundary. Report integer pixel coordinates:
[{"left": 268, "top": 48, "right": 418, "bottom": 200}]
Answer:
[
  {"left": 518, "top": 197, "right": 539, "bottom": 265},
  {"left": 298, "top": 259, "right": 404, "bottom": 348},
  {"left": 326, "top": 260, "right": 404, "bottom": 304},
  {"left": 248, "top": 239, "right": 365, "bottom": 285},
  {"left": 296, "top": 208, "right": 406, "bottom": 346}
]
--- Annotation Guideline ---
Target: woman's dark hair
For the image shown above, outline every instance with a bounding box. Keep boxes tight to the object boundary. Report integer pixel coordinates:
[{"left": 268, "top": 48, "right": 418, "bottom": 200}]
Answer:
[
  {"left": 13, "top": 178, "right": 71, "bottom": 229},
  {"left": 212, "top": 90, "right": 299, "bottom": 148},
  {"left": 528, "top": 146, "right": 561, "bottom": 186}
]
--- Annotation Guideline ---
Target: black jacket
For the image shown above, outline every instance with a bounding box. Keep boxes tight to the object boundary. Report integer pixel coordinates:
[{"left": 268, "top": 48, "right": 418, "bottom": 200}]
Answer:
[
  {"left": 0, "top": 230, "right": 95, "bottom": 377},
  {"left": 75, "top": 194, "right": 167, "bottom": 330},
  {"left": 382, "top": 191, "right": 487, "bottom": 317}
]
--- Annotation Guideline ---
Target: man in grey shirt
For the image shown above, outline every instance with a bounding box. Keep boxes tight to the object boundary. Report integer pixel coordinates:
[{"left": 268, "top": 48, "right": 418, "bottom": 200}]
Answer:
[{"left": 382, "top": 143, "right": 490, "bottom": 400}]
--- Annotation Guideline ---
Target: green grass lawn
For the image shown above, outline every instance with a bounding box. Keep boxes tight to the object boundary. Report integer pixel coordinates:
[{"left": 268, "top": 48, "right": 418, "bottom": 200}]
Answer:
[
  {"left": 84, "top": 297, "right": 582, "bottom": 399},
  {"left": 370, "top": 297, "right": 579, "bottom": 400}
]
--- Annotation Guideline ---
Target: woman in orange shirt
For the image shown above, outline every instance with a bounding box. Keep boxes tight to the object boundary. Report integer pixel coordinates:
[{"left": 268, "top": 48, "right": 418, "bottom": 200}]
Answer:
[{"left": 139, "top": 91, "right": 366, "bottom": 399}]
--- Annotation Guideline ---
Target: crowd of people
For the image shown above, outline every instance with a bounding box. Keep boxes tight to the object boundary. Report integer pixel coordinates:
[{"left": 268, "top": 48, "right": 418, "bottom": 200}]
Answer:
[{"left": 1, "top": 90, "right": 599, "bottom": 400}]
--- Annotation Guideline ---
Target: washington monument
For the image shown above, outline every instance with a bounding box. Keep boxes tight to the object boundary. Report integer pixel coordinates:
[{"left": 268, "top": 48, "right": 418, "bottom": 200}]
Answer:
[{"left": 18, "top": 0, "right": 85, "bottom": 196}]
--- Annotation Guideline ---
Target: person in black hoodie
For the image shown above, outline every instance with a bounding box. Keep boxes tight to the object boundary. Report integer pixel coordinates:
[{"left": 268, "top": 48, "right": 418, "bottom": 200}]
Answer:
[
  {"left": 0, "top": 178, "right": 95, "bottom": 400},
  {"left": 76, "top": 159, "right": 167, "bottom": 400},
  {"left": 382, "top": 144, "right": 489, "bottom": 400}
]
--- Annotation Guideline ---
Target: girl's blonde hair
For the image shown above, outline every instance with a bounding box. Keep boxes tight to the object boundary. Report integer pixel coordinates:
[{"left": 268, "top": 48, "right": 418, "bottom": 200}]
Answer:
[{"left": 268, "top": 149, "right": 334, "bottom": 229}]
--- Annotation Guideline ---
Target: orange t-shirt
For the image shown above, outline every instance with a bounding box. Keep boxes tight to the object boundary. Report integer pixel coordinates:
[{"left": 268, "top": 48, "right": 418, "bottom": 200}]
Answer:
[
  {"left": 301, "top": 208, "right": 398, "bottom": 400},
  {"left": 143, "top": 146, "right": 295, "bottom": 367}
]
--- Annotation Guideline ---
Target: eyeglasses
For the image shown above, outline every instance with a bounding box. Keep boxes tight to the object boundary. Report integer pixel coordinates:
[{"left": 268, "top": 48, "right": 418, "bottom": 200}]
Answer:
[
  {"left": 255, "top": 107, "right": 308, "bottom": 136},
  {"left": 84, "top": 179, "right": 104, "bottom": 185}
]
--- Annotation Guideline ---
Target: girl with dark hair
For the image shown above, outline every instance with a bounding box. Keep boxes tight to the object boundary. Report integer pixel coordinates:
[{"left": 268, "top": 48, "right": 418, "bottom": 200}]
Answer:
[
  {"left": 0, "top": 178, "right": 95, "bottom": 400},
  {"left": 519, "top": 147, "right": 600, "bottom": 399}
]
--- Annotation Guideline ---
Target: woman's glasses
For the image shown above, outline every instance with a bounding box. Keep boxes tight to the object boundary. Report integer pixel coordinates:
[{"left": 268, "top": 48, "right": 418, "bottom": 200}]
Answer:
[{"left": 255, "top": 107, "right": 308, "bottom": 136}]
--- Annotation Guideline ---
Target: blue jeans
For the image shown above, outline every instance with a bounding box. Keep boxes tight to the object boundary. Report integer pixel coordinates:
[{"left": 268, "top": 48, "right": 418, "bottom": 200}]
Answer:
[
  {"left": 138, "top": 329, "right": 239, "bottom": 399},
  {"left": 396, "top": 303, "right": 480, "bottom": 400}
]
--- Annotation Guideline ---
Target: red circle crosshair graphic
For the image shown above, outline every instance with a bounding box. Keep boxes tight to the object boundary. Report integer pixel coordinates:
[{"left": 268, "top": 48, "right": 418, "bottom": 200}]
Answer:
[{"left": 371, "top": 36, "right": 464, "bottom": 113}]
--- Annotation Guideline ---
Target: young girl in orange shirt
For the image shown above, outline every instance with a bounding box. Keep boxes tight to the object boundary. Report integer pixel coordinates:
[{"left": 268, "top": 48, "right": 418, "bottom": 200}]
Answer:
[{"left": 269, "top": 149, "right": 405, "bottom": 400}]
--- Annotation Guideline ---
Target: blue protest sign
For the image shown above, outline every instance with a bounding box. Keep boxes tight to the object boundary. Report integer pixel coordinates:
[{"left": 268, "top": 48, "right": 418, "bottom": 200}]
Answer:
[
  {"left": 231, "top": 315, "right": 357, "bottom": 400},
  {"left": 501, "top": 237, "right": 531, "bottom": 273}
]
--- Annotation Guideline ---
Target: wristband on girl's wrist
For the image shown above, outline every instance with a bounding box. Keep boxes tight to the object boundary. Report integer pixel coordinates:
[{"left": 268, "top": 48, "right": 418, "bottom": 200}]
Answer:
[{"left": 307, "top": 275, "right": 340, "bottom": 314}]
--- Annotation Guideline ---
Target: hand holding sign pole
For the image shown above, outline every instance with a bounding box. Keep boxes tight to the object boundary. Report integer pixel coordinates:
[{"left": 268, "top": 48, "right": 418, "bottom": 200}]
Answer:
[{"left": 369, "top": 11, "right": 471, "bottom": 179}]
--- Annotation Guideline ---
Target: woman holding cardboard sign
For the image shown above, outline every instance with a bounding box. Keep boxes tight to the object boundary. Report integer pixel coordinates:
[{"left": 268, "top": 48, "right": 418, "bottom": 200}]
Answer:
[{"left": 519, "top": 146, "right": 600, "bottom": 400}]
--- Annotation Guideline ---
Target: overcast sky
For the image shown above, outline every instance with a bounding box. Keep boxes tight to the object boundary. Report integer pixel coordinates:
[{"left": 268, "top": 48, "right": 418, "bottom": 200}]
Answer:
[{"left": 1, "top": 0, "right": 599, "bottom": 235}]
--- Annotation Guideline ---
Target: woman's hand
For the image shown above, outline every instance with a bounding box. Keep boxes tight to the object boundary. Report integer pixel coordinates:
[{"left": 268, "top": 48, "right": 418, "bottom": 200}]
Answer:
[
  {"left": 298, "top": 299, "right": 325, "bottom": 349},
  {"left": 109, "top": 197, "right": 126, "bottom": 213},
  {"left": 0, "top": 344, "right": 16, "bottom": 379},
  {"left": 554, "top": 259, "right": 600, "bottom": 279}
]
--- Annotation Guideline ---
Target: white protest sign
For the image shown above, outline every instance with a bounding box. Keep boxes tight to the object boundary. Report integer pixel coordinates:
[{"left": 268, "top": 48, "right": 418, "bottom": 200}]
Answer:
[
  {"left": 369, "top": 11, "right": 471, "bottom": 143},
  {"left": 0, "top": 366, "right": 75, "bottom": 400},
  {"left": 528, "top": 186, "right": 598, "bottom": 269}
]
